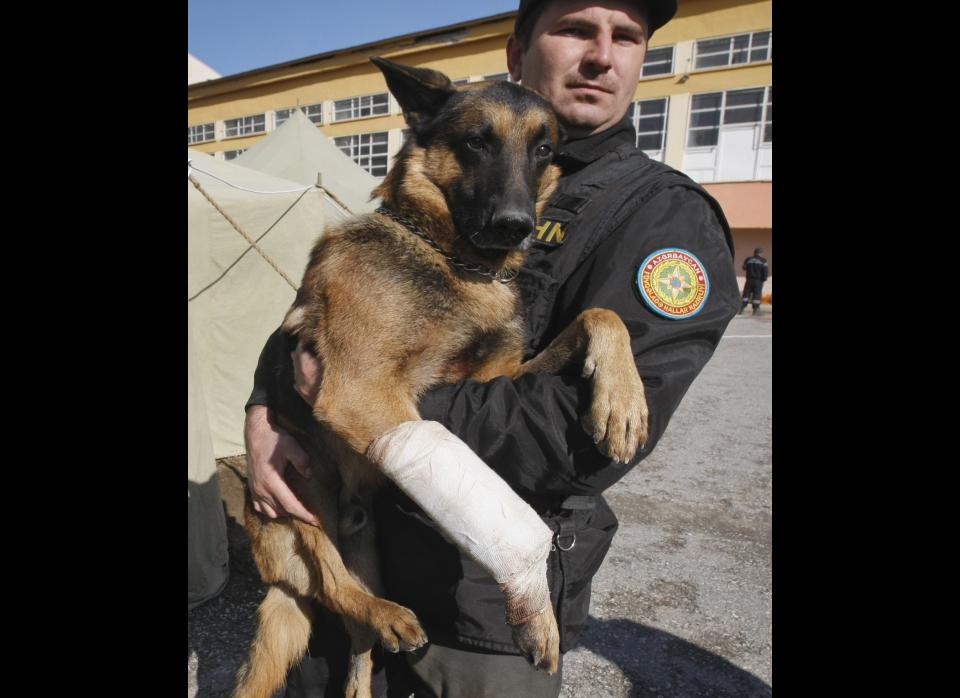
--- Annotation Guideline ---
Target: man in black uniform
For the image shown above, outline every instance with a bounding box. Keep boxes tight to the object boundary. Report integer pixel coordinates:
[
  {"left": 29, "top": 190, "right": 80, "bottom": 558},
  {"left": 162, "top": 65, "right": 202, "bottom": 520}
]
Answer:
[
  {"left": 242, "top": 1, "right": 741, "bottom": 695},
  {"left": 739, "top": 247, "right": 769, "bottom": 316}
]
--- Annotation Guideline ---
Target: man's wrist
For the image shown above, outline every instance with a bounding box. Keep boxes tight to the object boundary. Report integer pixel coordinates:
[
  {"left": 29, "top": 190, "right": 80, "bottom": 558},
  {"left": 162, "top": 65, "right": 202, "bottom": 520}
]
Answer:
[{"left": 245, "top": 404, "right": 274, "bottom": 431}]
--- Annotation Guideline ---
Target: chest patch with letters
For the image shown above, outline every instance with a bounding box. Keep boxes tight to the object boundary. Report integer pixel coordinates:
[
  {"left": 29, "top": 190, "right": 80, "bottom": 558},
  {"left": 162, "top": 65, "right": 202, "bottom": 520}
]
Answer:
[
  {"left": 636, "top": 248, "right": 710, "bottom": 319},
  {"left": 533, "top": 219, "right": 567, "bottom": 246}
]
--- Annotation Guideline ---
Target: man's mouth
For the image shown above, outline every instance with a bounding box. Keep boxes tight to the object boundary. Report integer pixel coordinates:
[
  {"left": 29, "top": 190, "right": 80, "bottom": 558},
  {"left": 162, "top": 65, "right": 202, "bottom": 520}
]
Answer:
[{"left": 569, "top": 83, "right": 613, "bottom": 94}]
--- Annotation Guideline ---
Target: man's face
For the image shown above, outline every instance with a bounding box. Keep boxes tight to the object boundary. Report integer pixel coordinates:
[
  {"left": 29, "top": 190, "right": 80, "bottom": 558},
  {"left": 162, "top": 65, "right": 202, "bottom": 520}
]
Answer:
[{"left": 508, "top": 0, "right": 650, "bottom": 137}]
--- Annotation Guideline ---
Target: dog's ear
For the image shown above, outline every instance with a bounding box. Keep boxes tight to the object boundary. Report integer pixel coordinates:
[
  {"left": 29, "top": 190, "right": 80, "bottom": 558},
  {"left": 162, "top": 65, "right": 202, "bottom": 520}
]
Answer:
[{"left": 371, "top": 56, "right": 455, "bottom": 131}]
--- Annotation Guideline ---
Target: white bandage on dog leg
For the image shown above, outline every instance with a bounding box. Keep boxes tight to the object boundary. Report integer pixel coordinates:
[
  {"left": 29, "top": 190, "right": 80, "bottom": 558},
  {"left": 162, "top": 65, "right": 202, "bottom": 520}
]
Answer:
[{"left": 367, "top": 421, "right": 553, "bottom": 625}]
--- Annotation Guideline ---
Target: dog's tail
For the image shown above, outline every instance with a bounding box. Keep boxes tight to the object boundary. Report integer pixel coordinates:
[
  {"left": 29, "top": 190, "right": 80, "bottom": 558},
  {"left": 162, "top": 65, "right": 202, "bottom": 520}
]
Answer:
[{"left": 231, "top": 585, "right": 313, "bottom": 698}]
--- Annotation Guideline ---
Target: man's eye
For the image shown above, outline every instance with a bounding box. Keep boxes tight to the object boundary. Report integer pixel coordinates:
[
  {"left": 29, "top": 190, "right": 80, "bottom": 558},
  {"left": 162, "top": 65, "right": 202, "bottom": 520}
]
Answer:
[{"left": 466, "top": 136, "right": 485, "bottom": 151}]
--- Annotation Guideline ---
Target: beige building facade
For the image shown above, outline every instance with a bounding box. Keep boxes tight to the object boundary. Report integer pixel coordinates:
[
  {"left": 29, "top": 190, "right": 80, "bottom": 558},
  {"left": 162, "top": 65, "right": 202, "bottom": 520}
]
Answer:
[{"left": 188, "top": 0, "right": 772, "bottom": 295}]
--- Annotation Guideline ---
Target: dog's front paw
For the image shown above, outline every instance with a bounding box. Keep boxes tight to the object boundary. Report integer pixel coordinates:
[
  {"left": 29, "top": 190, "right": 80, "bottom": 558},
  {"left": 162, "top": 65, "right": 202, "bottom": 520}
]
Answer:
[
  {"left": 366, "top": 598, "right": 428, "bottom": 653},
  {"left": 581, "top": 354, "right": 649, "bottom": 463},
  {"left": 510, "top": 607, "right": 560, "bottom": 674}
]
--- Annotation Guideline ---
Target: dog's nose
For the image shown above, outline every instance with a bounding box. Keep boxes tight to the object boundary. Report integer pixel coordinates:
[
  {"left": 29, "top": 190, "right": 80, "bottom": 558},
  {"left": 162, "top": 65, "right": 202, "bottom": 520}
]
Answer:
[{"left": 492, "top": 211, "right": 535, "bottom": 239}]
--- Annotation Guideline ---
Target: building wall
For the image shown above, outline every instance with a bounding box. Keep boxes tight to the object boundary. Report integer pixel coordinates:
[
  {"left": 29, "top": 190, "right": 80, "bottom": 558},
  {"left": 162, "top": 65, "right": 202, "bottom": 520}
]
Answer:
[{"left": 189, "top": 0, "right": 772, "bottom": 297}]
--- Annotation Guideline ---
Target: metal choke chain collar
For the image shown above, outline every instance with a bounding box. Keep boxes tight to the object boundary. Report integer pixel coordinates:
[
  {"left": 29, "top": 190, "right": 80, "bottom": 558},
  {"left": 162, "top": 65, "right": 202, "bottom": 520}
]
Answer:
[{"left": 375, "top": 206, "right": 519, "bottom": 283}]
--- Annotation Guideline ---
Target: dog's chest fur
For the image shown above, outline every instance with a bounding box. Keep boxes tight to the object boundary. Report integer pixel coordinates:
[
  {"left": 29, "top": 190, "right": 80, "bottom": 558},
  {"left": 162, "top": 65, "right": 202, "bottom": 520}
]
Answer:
[{"left": 297, "top": 217, "right": 526, "bottom": 391}]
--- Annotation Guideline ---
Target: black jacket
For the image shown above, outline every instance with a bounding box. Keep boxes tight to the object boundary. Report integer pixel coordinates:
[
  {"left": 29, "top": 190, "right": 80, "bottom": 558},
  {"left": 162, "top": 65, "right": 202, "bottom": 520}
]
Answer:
[
  {"left": 248, "top": 116, "right": 741, "bottom": 654},
  {"left": 743, "top": 254, "right": 769, "bottom": 282}
]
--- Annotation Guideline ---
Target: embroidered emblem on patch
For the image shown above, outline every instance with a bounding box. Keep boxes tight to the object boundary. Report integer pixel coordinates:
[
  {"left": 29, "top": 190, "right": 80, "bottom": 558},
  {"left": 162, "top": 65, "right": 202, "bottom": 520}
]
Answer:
[
  {"left": 636, "top": 248, "right": 710, "bottom": 319},
  {"left": 533, "top": 218, "right": 566, "bottom": 246}
]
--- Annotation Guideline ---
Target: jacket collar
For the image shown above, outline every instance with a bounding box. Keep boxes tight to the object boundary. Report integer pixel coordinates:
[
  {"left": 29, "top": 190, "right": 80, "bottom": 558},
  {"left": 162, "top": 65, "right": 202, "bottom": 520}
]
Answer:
[{"left": 556, "top": 116, "right": 636, "bottom": 170}]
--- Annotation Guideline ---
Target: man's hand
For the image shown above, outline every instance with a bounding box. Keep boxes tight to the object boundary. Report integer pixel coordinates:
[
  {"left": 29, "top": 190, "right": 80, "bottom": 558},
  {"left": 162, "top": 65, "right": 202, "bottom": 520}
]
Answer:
[
  {"left": 291, "top": 338, "right": 323, "bottom": 405},
  {"left": 244, "top": 404, "right": 320, "bottom": 526}
]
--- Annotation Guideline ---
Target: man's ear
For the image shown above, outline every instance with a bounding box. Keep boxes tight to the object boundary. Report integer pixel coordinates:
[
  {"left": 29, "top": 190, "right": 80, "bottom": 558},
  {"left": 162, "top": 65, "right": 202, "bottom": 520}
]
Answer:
[
  {"left": 370, "top": 56, "right": 455, "bottom": 131},
  {"left": 506, "top": 35, "right": 524, "bottom": 83}
]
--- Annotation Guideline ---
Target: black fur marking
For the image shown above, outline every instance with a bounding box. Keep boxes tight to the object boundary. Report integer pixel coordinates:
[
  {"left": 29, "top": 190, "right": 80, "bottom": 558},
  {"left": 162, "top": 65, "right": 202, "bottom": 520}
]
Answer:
[
  {"left": 341, "top": 218, "right": 455, "bottom": 312},
  {"left": 463, "top": 327, "right": 510, "bottom": 365}
]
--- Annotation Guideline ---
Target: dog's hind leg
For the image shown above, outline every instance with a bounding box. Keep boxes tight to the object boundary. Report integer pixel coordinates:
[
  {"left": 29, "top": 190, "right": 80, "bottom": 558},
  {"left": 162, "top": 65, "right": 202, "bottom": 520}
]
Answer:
[
  {"left": 336, "top": 483, "right": 406, "bottom": 698},
  {"left": 290, "top": 516, "right": 427, "bottom": 657},
  {"left": 232, "top": 585, "right": 313, "bottom": 698}
]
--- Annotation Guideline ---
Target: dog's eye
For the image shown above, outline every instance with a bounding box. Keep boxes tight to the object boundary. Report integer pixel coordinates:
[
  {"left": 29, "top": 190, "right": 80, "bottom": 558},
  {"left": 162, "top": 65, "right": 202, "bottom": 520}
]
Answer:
[
  {"left": 536, "top": 144, "right": 553, "bottom": 158},
  {"left": 466, "top": 136, "right": 485, "bottom": 151}
]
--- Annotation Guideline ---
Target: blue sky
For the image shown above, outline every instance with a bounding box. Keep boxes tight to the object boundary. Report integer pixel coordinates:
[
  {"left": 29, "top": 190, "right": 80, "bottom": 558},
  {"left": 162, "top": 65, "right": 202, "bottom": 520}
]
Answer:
[{"left": 189, "top": 0, "right": 519, "bottom": 78}]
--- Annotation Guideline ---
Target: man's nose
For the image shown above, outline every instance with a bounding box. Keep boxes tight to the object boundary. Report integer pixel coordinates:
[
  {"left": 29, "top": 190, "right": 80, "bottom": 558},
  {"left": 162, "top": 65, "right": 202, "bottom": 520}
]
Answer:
[{"left": 583, "top": 34, "right": 613, "bottom": 72}]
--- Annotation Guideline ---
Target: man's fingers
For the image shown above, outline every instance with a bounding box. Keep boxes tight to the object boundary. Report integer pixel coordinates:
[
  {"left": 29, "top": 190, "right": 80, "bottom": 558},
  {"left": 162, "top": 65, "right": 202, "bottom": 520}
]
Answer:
[
  {"left": 260, "top": 501, "right": 280, "bottom": 519},
  {"left": 276, "top": 489, "right": 320, "bottom": 527}
]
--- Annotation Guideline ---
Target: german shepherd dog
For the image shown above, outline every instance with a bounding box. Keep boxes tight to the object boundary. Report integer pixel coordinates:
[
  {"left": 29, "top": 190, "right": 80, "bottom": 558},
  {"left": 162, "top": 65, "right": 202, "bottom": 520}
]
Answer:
[{"left": 232, "top": 57, "right": 649, "bottom": 698}]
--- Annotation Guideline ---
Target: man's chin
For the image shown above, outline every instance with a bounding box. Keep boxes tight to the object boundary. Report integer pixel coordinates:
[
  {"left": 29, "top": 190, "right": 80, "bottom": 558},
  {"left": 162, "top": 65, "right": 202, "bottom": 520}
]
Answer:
[{"left": 557, "top": 103, "right": 621, "bottom": 137}]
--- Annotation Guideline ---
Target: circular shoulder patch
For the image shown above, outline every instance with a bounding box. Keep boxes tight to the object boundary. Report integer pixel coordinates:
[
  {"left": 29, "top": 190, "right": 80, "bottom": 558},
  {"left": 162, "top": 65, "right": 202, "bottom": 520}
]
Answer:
[{"left": 636, "top": 248, "right": 710, "bottom": 320}]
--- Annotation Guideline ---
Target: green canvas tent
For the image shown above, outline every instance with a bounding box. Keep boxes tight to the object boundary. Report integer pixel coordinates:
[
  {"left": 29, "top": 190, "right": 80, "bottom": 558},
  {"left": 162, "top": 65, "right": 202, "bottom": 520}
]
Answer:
[
  {"left": 187, "top": 140, "right": 379, "bottom": 608},
  {"left": 234, "top": 108, "right": 380, "bottom": 214}
]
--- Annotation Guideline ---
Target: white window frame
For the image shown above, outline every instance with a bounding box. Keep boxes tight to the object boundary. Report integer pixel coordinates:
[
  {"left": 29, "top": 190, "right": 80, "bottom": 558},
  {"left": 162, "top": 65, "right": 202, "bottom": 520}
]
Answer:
[
  {"left": 687, "top": 91, "right": 723, "bottom": 149},
  {"left": 641, "top": 46, "right": 674, "bottom": 78},
  {"left": 334, "top": 131, "right": 390, "bottom": 177},
  {"left": 453, "top": 74, "right": 513, "bottom": 85},
  {"left": 188, "top": 122, "right": 215, "bottom": 145},
  {"left": 275, "top": 103, "right": 324, "bottom": 128},
  {"left": 686, "top": 86, "right": 772, "bottom": 150},
  {"left": 693, "top": 30, "right": 772, "bottom": 70},
  {"left": 333, "top": 93, "right": 390, "bottom": 122},
  {"left": 223, "top": 113, "right": 266, "bottom": 139},
  {"left": 761, "top": 87, "right": 772, "bottom": 145},
  {"left": 627, "top": 97, "right": 669, "bottom": 157}
]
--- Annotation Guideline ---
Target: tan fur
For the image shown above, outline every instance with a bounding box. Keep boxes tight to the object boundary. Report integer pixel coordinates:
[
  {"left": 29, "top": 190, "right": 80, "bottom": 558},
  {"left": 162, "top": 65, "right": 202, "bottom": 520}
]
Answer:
[{"left": 234, "top": 77, "right": 648, "bottom": 698}]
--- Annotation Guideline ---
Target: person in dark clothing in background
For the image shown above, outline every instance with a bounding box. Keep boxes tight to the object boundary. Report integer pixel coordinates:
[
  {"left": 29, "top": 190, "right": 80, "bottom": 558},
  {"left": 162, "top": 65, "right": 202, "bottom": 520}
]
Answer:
[
  {"left": 241, "top": 1, "right": 740, "bottom": 695},
  {"left": 740, "top": 247, "right": 769, "bottom": 316}
]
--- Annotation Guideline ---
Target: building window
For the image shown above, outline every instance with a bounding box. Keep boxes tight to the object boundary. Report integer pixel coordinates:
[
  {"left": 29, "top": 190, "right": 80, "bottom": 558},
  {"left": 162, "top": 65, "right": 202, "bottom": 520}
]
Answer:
[
  {"left": 694, "top": 31, "right": 771, "bottom": 70},
  {"left": 688, "top": 92, "right": 722, "bottom": 147},
  {"left": 687, "top": 86, "right": 772, "bottom": 148},
  {"left": 627, "top": 98, "right": 668, "bottom": 157},
  {"left": 333, "top": 93, "right": 389, "bottom": 122},
  {"left": 334, "top": 131, "right": 389, "bottom": 176},
  {"left": 453, "top": 78, "right": 470, "bottom": 85},
  {"left": 224, "top": 114, "right": 266, "bottom": 138},
  {"left": 223, "top": 149, "right": 246, "bottom": 161},
  {"left": 483, "top": 72, "right": 511, "bottom": 82},
  {"left": 724, "top": 87, "right": 765, "bottom": 125},
  {"left": 641, "top": 46, "right": 674, "bottom": 77},
  {"left": 276, "top": 104, "right": 323, "bottom": 127},
  {"left": 763, "top": 87, "right": 772, "bottom": 143},
  {"left": 188, "top": 123, "right": 215, "bottom": 145}
]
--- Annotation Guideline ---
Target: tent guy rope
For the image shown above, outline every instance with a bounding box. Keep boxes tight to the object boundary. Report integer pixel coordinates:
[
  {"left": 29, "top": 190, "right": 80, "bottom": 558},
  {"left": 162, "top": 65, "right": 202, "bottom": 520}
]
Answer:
[{"left": 188, "top": 164, "right": 300, "bottom": 292}]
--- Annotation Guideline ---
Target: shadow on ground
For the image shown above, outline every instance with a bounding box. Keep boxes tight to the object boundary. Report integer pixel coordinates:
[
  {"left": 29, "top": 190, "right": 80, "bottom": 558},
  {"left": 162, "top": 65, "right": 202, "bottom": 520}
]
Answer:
[
  {"left": 189, "top": 457, "right": 268, "bottom": 698},
  {"left": 577, "top": 615, "right": 771, "bottom": 697},
  {"left": 189, "top": 511, "right": 266, "bottom": 698},
  {"left": 190, "top": 459, "right": 771, "bottom": 697}
]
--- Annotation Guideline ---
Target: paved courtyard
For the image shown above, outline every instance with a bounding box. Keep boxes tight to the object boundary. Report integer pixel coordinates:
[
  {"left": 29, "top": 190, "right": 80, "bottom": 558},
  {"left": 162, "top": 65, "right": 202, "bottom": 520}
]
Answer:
[{"left": 189, "top": 309, "right": 772, "bottom": 697}]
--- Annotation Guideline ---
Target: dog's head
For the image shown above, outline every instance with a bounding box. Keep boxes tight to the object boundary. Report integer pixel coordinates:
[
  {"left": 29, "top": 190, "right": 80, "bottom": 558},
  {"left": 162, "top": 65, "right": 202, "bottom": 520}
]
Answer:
[{"left": 371, "top": 56, "right": 561, "bottom": 263}]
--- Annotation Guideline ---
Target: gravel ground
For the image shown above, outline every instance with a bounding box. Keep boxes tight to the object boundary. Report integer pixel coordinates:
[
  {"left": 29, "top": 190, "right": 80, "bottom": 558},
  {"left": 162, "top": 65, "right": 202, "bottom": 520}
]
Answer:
[{"left": 188, "top": 308, "right": 772, "bottom": 697}]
